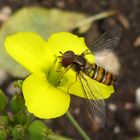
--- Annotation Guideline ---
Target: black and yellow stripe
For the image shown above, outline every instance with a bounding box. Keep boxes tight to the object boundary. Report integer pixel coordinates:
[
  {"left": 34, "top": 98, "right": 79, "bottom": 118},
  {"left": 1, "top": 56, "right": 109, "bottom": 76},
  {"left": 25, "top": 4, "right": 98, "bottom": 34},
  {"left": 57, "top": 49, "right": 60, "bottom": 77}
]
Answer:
[{"left": 85, "top": 63, "right": 115, "bottom": 86}]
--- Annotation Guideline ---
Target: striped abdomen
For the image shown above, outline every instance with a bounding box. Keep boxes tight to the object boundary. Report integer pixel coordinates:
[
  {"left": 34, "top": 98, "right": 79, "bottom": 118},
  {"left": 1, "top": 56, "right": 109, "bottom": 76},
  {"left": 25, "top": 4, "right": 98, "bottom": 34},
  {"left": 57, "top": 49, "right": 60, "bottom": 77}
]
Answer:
[{"left": 84, "top": 63, "right": 115, "bottom": 86}]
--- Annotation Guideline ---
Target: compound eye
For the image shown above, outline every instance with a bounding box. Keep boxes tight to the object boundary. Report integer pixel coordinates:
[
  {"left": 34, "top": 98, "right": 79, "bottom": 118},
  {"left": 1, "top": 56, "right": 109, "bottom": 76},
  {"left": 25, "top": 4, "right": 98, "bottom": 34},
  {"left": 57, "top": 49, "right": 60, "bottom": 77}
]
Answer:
[
  {"left": 62, "top": 57, "right": 73, "bottom": 68},
  {"left": 61, "top": 51, "right": 75, "bottom": 68}
]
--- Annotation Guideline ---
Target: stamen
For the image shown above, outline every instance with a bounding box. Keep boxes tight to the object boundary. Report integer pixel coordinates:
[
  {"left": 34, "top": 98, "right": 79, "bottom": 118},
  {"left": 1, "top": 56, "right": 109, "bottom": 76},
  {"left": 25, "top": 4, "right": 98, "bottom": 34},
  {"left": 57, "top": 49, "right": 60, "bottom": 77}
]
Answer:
[{"left": 47, "top": 57, "right": 65, "bottom": 87}]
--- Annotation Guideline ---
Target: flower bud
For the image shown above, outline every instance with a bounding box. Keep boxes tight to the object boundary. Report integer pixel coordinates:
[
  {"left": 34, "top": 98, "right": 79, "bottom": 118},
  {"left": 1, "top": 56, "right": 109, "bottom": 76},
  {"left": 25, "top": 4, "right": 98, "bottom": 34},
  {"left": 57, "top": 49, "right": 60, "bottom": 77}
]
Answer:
[
  {"left": 8, "top": 113, "right": 15, "bottom": 123},
  {"left": 0, "top": 126, "right": 7, "bottom": 140},
  {"left": 0, "top": 89, "right": 7, "bottom": 112},
  {"left": 0, "top": 116, "right": 8, "bottom": 127},
  {"left": 12, "top": 124, "right": 25, "bottom": 139},
  {"left": 27, "top": 120, "right": 51, "bottom": 140},
  {"left": 15, "top": 111, "right": 26, "bottom": 125},
  {"left": 6, "top": 126, "right": 12, "bottom": 136},
  {"left": 13, "top": 80, "right": 23, "bottom": 89},
  {"left": 10, "top": 94, "right": 25, "bottom": 113}
]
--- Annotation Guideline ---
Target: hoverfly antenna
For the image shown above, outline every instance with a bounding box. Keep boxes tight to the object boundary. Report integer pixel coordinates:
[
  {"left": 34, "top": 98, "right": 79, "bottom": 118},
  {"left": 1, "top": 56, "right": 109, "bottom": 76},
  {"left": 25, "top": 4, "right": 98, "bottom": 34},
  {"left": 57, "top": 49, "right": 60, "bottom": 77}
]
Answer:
[
  {"left": 81, "top": 49, "right": 91, "bottom": 56},
  {"left": 58, "top": 51, "right": 63, "bottom": 58},
  {"left": 59, "top": 51, "right": 63, "bottom": 54}
]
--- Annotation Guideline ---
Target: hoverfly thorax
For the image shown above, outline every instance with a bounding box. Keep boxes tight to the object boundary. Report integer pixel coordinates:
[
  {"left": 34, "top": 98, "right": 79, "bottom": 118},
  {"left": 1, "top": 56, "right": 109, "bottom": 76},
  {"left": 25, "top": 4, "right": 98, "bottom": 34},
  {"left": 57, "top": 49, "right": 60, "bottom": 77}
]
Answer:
[{"left": 72, "top": 55, "right": 87, "bottom": 71}]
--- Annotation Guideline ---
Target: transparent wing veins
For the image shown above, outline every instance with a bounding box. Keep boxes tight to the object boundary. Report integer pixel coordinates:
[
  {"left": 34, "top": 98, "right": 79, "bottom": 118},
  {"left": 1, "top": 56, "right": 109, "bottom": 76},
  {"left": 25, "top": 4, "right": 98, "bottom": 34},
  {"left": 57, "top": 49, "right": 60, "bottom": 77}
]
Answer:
[
  {"left": 78, "top": 72, "right": 106, "bottom": 127},
  {"left": 89, "top": 27, "right": 122, "bottom": 55}
]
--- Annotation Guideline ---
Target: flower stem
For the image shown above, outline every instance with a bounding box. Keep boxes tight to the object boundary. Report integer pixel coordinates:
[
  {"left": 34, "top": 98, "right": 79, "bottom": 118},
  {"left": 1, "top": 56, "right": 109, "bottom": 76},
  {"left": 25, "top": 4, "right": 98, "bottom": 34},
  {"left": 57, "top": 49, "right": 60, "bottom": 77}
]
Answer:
[
  {"left": 65, "top": 111, "right": 90, "bottom": 140},
  {"left": 26, "top": 113, "right": 33, "bottom": 127}
]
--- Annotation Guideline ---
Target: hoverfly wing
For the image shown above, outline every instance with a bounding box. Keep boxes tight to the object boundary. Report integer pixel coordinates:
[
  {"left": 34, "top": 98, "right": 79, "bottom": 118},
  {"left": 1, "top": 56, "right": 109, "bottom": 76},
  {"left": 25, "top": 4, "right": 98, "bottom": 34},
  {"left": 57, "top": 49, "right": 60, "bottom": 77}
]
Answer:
[
  {"left": 89, "top": 27, "right": 122, "bottom": 56},
  {"left": 78, "top": 72, "right": 106, "bottom": 127}
]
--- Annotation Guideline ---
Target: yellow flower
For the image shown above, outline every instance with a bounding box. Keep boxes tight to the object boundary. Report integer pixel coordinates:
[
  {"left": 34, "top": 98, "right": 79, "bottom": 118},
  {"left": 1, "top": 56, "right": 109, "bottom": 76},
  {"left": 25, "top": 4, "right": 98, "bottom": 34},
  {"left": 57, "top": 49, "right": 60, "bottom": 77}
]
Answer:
[{"left": 4, "top": 32, "right": 114, "bottom": 119}]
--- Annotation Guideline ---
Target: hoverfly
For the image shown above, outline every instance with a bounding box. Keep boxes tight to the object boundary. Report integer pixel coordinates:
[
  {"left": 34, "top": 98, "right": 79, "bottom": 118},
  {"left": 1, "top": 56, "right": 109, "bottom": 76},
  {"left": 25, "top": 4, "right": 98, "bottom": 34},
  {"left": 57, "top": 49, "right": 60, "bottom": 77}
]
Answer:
[{"left": 59, "top": 27, "right": 122, "bottom": 126}]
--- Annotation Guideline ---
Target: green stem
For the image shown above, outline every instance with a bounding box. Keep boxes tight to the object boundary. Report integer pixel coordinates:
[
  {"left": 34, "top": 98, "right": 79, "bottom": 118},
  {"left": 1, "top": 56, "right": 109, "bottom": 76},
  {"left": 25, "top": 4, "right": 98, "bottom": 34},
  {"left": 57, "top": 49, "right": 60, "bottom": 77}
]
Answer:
[
  {"left": 65, "top": 111, "right": 90, "bottom": 140},
  {"left": 26, "top": 113, "right": 33, "bottom": 127}
]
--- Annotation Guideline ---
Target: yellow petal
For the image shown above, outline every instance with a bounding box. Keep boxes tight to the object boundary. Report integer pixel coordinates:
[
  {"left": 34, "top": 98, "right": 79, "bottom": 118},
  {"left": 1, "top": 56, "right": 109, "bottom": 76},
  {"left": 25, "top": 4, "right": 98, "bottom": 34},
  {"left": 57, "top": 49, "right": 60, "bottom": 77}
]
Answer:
[
  {"left": 59, "top": 69, "right": 114, "bottom": 99},
  {"left": 22, "top": 72, "right": 70, "bottom": 119},
  {"left": 5, "top": 32, "right": 49, "bottom": 73}
]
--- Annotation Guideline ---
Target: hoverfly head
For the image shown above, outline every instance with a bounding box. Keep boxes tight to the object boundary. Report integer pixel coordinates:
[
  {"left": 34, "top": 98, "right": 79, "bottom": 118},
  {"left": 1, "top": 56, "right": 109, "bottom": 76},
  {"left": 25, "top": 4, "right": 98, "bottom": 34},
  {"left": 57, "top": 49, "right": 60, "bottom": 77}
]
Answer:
[{"left": 61, "top": 51, "right": 75, "bottom": 68}]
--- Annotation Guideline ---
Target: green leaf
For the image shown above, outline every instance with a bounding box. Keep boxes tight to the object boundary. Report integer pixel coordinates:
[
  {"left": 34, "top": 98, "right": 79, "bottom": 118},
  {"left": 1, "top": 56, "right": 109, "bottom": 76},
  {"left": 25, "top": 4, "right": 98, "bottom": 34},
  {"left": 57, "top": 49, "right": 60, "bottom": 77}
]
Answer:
[
  {"left": 0, "top": 7, "right": 87, "bottom": 77},
  {"left": 0, "top": 89, "right": 7, "bottom": 112},
  {"left": 132, "top": 137, "right": 140, "bottom": 140}
]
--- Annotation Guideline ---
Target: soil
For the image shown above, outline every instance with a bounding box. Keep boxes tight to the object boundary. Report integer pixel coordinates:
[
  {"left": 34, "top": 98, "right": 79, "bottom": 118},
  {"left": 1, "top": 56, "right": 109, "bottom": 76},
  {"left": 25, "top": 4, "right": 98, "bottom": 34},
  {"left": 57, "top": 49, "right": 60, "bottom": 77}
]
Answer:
[{"left": 0, "top": 0, "right": 140, "bottom": 140}]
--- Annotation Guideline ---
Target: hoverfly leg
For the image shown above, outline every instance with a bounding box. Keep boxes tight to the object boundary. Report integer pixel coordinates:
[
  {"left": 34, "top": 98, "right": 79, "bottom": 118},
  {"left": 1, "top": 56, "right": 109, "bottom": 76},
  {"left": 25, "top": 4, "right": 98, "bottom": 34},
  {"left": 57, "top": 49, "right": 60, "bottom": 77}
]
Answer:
[
  {"left": 80, "top": 49, "right": 91, "bottom": 56},
  {"left": 54, "top": 51, "right": 63, "bottom": 59}
]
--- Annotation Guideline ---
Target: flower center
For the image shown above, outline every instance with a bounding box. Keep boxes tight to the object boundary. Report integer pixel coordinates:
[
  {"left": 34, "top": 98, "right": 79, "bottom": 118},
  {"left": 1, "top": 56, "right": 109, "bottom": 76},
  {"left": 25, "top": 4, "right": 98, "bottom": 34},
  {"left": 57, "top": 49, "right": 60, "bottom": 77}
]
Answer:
[{"left": 47, "top": 57, "right": 66, "bottom": 87}]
